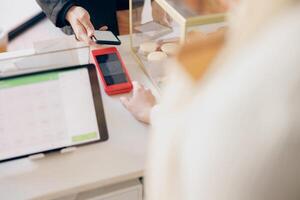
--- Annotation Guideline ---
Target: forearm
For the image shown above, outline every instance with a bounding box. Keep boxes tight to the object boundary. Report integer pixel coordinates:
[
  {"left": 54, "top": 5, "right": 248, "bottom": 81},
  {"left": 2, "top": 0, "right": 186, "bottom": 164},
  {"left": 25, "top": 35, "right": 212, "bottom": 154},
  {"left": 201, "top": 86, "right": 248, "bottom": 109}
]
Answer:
[{"left": 36, "top": 0, "right": 75, "bottom": 28}]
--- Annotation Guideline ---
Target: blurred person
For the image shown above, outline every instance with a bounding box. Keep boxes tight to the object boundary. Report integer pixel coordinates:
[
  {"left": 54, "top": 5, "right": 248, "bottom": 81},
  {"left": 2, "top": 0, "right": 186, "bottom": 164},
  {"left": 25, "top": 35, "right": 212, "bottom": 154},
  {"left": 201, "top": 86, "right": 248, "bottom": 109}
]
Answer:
[{"left": 121, "top": 0, "right": 300, "bottom": 200}]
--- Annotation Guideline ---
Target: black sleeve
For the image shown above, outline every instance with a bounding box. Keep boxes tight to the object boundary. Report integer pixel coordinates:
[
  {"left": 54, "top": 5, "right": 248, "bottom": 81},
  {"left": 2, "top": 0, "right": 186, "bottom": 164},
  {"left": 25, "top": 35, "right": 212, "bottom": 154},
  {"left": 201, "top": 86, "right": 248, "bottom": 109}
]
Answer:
[
  {"left": 36, "top": 0, "right": 75, "bottom": 28},
  {"left": 116, "top": 0, "right": 148, "bottom": 10}
]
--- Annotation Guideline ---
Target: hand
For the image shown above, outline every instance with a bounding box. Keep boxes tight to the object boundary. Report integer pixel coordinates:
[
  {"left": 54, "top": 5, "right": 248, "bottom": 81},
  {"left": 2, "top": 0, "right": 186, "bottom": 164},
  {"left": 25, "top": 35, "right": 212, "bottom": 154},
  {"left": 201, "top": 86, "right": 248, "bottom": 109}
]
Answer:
[
  {"left": 120, "top": 82, "right": 157, "bottom": 124},
  {"left": 66, "top": 6, "right": 95, "bottom": 44},
  {"left": 89, "top": 26, "right": 109, "bottom": 49}
]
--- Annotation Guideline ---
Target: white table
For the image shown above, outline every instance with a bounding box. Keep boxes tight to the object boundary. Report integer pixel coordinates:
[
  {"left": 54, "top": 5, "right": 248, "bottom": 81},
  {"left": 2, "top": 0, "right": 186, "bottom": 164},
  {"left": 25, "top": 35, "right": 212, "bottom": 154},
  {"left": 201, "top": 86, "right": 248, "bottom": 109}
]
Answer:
[{"left": 0, "top": 36, "right": 156, "bottom": 200}]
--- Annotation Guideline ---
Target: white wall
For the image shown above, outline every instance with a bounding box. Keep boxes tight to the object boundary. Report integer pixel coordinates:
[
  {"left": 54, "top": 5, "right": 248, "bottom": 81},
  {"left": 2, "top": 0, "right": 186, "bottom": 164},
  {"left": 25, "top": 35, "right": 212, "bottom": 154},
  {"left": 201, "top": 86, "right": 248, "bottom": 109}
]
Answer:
[
  {"left": 0, "top": 0, "right": 66, "bottom": 51},
  {"left": 0, "top": 0, "right": 41, "bottom": 31}
]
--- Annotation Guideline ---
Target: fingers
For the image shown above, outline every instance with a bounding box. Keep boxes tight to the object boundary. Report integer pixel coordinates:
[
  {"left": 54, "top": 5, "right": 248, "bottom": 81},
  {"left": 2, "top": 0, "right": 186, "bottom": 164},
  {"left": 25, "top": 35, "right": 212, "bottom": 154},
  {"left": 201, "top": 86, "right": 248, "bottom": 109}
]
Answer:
[
  {"left": 132, "top": 81, "right": 142, "bottom": 90},
  {"left": 132, "top": 81, "right": 145, "bottom": 96},
  {"left": 66, "top": 6, "right": 111, "bottom": 45},
  {"left": 74, "top": 7, "right": 95, "bottom": 37},
  {"left": 99, "top": 26, "right": 108, "bottom": 31},
  {"left": 120, "top": 82, "right": 148, "bottom": 108},
  {"left": 66, "top": 6, "right": 95, "bottom": 44},
  {"left": 72, "top": 21, "right": 94, "bottom": 45},
  {"left": 119, "top": 81, "right": 155, "bottom": 124},
  {"left": 79, "top": 16, "right": 95, "bottom": 37},
  {"left": 120, "top": 97, "right": 130, "bottom": 109}
]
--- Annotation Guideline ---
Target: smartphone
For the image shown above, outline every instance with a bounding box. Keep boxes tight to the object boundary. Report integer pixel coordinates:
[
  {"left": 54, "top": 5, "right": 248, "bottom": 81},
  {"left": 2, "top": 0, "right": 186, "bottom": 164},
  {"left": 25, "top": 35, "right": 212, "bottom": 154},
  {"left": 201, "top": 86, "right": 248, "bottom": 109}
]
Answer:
[
  {"left": 92, "top": 47, "right": 132, "bottom": 95},
  {"left": 92, "top": 31, "right": 121, "bottom": 45}
]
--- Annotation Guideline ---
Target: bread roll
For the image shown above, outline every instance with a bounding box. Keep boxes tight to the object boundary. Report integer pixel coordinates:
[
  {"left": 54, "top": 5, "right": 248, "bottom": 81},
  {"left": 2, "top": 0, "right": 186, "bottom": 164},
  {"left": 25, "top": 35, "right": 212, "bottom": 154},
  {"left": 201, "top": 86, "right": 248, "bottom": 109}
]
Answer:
[
  {"left": 147, "top": 51, "right": 168, "bottom": 61},
  {"left": 139, "top": 42, "right": 158, "bottom": 55},
  {"left": 161, "top": 43, "right": 180, "bottom": 56}
]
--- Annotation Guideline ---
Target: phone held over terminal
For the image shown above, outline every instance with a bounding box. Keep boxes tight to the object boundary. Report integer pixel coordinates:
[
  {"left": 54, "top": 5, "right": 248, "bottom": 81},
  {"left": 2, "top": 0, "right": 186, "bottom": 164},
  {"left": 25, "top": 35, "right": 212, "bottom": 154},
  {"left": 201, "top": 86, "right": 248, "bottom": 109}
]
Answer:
[
  {"left": 92, "top": 31, "right": 121, "bottom": 45},
  {"left": 92, "top": 47, "right": 133, "bottom": 95}
]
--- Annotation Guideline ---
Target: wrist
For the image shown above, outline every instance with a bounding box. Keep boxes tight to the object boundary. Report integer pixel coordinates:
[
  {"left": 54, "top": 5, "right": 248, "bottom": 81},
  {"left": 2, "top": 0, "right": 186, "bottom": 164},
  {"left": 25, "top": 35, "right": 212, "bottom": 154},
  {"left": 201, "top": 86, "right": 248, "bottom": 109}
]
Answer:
[
  {"left": 65, "top": 5, "right": 78, "bottom": 24},
  {"left": 139, "top": 105, "right": 156, "bottom": 124},
  {"left": 149, "top": 104, "right": 159, "bottom": 125},
  {"left": 139, "top": 109, "right": 152, "bottom": 124}
]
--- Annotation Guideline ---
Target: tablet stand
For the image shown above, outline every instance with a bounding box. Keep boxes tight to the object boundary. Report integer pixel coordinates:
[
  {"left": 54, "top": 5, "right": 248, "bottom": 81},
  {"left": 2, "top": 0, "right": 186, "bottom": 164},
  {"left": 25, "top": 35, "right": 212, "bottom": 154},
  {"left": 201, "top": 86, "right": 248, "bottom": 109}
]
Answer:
[
  {"left": 29, "top": 153, "right": 45, "bottom": 160},
  {"left": 29, "top": 147, "right": 77, "bottom": 161},
  {"left": 60, "top": 147, "right": 77, "bottom": 154}
]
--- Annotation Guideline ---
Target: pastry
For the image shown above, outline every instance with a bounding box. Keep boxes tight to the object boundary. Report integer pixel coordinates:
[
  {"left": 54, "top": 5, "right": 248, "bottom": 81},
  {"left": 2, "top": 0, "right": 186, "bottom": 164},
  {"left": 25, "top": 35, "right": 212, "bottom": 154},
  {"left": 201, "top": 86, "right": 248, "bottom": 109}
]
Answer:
[
  {"left": 147, "top": 51, "right": 168, "bottom": 61},
  {"left": 139, "top": 42, "right": 158, "bottom": 55},
  {"left": 161, "top": 43, "right": 180, "bottom": 56}
]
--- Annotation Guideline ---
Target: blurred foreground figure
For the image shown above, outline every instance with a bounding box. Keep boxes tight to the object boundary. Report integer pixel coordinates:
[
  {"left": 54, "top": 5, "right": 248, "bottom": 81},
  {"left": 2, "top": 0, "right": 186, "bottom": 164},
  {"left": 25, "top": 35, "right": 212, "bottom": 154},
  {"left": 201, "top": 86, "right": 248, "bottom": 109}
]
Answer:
[{"left": 122, "top": 0, "right": 300, "bottom": 199}]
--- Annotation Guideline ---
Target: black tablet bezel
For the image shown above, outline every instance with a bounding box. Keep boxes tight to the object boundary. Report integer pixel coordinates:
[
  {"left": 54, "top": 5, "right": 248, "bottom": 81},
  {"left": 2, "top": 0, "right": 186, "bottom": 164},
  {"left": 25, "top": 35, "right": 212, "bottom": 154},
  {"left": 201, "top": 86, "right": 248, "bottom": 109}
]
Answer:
[{"left": 0, "top": 64, "right": 109, "bottom": 163}]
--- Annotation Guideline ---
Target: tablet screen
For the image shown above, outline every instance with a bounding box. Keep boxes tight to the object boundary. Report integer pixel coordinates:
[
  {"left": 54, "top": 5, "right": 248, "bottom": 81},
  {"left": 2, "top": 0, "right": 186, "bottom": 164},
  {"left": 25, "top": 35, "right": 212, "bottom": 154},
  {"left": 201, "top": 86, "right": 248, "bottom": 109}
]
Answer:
[{"left": 0, "top": 65, "right": 107, "bottom": 162}]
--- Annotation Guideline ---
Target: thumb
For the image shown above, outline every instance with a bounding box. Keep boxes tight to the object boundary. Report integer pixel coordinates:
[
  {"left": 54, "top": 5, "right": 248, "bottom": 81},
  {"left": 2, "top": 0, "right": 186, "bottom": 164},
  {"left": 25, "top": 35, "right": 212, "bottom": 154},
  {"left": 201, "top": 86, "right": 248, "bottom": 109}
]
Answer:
[
  {"left": 99, "top": 26, "right": 108, "bottom": 31},
  {"left": 120, "top": 97, "right": 130, "bottom": 109},
  {"left": 79, "top": 13, "right": 95, "bottom": 37}
]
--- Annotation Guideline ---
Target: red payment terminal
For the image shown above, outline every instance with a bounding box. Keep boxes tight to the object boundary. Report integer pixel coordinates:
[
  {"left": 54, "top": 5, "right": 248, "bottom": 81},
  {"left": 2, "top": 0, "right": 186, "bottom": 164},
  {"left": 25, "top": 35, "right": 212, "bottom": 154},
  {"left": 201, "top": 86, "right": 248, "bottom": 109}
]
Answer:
[{"left": 92, "top": 47, "right": 133, "bottom": 95}]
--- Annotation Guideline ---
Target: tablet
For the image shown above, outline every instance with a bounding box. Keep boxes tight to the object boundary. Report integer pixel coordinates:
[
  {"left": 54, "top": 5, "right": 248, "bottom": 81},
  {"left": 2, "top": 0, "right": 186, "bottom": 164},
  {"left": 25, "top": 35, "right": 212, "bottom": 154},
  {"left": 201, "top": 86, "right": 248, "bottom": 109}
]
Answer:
[{"left": 0, "top": 64, "right": 108, "bottom": 162}]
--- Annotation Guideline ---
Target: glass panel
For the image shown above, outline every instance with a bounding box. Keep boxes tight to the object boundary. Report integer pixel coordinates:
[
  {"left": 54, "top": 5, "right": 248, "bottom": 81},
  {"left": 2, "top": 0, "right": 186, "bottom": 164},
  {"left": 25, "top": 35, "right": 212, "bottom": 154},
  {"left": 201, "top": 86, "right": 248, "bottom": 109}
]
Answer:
[
  {"left": 131, "top": 0, "right": 181, "bottom": 87},
  {"left": 130, "top": 0, "right": 227, "bottom": 89},
  {"left": 186, "top": 22, "right": 226, "bottom": 37}
]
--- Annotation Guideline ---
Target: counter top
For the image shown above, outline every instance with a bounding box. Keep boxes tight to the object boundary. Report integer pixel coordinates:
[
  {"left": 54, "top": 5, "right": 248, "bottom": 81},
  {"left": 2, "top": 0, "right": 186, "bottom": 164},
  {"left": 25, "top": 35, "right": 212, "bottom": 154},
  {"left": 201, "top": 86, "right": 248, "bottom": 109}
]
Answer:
[{"left": 0, "top": 35, "right": 155, "bottom": 200}]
